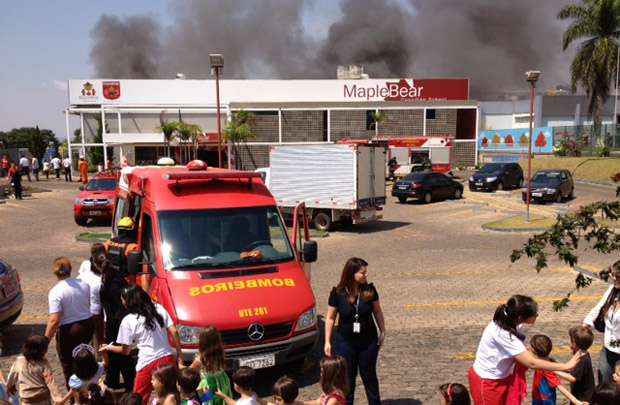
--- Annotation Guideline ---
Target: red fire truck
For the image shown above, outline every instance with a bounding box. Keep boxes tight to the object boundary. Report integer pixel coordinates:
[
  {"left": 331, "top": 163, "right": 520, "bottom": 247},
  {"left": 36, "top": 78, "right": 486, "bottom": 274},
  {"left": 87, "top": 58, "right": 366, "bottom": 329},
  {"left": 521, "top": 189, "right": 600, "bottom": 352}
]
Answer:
[{"left": 114, "top": 160, "right": 318, "bottom": 369}]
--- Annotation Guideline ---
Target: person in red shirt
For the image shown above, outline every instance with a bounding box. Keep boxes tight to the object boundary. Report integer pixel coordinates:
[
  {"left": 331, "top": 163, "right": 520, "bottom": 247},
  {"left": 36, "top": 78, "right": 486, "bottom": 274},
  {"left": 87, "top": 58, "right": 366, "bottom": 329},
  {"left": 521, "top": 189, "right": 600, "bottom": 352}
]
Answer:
[
  {"left": 530, "top": 335, "right": 586, "bottom": 405},
  {"left": 7, "top": 163, "right": 22, "bottom": 199},
  {"left": 0, "top": 155, "right": 9, "bottom": 178}
]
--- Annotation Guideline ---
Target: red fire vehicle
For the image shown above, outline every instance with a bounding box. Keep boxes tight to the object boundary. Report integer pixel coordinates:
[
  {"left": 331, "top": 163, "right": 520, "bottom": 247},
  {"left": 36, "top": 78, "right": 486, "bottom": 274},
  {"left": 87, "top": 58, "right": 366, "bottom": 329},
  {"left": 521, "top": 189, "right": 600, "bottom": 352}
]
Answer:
[
  {"left": 74, "top": 172, "right": 118, "bottom": 226},
  {"left": 115, "top": 160, "right": 318, "bottom": 370}
]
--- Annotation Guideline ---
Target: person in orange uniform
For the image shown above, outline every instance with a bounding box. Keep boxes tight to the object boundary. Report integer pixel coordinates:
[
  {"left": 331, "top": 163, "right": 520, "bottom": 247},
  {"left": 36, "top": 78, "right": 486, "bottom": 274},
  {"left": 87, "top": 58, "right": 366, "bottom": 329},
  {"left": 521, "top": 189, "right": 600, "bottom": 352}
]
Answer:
[
  {"left": 79, "top": 158, "right": 89, "bottom": 185},
  {"left": 103, "top": 217, "right": 148, "bottom": 289}
]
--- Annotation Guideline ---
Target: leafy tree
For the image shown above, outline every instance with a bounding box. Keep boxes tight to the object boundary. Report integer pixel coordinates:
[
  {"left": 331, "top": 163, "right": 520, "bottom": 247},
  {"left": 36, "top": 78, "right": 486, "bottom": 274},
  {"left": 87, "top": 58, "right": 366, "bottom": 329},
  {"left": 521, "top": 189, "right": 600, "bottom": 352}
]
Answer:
[
  {"left": 157, "top": 111, "right": 179, "bottom": 157},
  {"left": 511, "top": 200, "right": 620, "bottom": 310},
  {"left": 0, "top": 126, "right": 58, "bottom": 159},
  {"left": 224, "top": 110, "right": 255, "bottom": 169},
  {"left": 559, "top": 0, "right": 620, "bottom": 145},
  {"left": 88, "top": 117, "right": 112, "bottom": 166}
]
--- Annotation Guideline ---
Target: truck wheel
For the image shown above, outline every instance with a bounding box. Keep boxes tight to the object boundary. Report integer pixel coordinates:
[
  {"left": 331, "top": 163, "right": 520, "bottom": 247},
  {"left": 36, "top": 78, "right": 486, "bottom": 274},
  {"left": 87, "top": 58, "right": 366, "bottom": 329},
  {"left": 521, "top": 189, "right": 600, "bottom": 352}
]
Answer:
[
  {"left": 75, "top": 217, "right": 87, "bottom": 226},
  {"left": 313, "top": 212, "right": 332, "bottom": 232},
  {"left": 398, "top": 196, "right": 408, "bottom": 204},
  {"left": 424, "top": 192, "right": 432, "bottom": 204}
]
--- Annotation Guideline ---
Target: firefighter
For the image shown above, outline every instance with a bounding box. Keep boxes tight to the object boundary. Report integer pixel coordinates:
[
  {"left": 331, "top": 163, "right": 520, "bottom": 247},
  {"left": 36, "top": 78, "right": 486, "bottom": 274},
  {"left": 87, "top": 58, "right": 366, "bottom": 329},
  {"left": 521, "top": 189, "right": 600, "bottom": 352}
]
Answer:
[{"left": 104, "top": 217, "right": 138, "bottom": 279}]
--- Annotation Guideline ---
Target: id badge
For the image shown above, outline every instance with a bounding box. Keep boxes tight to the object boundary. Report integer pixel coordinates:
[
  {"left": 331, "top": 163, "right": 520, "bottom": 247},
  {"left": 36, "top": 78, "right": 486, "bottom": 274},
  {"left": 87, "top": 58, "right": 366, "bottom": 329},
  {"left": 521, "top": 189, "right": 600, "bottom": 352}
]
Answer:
[{"left": 353, "top": 322, "right": 361, "bottom": 333}]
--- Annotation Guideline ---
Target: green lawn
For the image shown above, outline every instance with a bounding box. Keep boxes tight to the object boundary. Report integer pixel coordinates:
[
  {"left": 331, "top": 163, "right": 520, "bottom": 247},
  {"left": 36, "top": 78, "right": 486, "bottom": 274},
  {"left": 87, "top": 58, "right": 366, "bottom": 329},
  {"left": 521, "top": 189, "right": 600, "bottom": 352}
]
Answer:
[
  {"left": 483, "top": 215, "right": 618, "bottom": 232},
  {"left": 519, "top": 157, "right": 620, "bottom": 183}
]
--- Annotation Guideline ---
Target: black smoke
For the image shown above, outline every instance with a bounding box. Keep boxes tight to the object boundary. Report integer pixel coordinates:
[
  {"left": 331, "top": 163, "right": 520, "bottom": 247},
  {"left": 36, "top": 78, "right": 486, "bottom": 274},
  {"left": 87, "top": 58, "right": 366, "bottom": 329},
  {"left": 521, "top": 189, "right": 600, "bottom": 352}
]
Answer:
[
  {"left": 90, "top": 14, "right": 161, "bottom": 78},
  {"left": 89, "top": 0, "right": 573, "bottom": 97}
]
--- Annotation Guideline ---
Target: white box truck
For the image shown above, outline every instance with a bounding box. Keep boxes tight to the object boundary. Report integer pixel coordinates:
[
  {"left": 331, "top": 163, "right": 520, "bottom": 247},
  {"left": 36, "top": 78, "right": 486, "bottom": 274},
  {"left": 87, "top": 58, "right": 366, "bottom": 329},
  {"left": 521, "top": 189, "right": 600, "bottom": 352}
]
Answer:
[{"left": 257, "top": 144, "right": 386, "bottom": 231}]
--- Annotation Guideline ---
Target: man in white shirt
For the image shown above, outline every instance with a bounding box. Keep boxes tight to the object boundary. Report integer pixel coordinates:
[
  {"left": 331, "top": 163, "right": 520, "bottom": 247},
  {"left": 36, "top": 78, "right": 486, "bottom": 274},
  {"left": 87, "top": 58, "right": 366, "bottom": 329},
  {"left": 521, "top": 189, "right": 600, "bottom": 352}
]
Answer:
[
  {"left": 78, "top": 243, "right": 106, "bottom": 346},
  {"left": 31, "top": 156, "right": 39, "bottom": 181},
  {"left": 51, "top": 156, "right": 61, "bottom": 179},
  {"left": 18, "top": 154, "right": 31, "bottom": 182},
  {"left": 62, "top": 156, "right": 72, "bottom": 182}
]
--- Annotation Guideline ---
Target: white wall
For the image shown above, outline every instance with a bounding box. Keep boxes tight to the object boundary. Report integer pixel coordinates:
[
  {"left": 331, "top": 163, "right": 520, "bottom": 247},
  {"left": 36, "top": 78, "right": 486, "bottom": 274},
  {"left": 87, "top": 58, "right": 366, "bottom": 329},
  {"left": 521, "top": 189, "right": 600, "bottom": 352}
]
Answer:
[{"left": 482, "top": 114, "right": 513, "bottom": 130}]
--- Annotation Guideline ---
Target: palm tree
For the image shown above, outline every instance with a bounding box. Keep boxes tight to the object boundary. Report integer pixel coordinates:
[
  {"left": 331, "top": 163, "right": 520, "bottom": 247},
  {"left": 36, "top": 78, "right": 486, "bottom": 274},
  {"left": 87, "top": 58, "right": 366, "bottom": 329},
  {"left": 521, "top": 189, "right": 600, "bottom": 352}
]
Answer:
[
  {"left": 559, "top": 0, "right": 620, "bottom": 145},
  {"left": 157, "top": 111, "right": 179, "bottom": 157},
  {"left": 224, "top": 110, "right": 255, "bottom": 169}
]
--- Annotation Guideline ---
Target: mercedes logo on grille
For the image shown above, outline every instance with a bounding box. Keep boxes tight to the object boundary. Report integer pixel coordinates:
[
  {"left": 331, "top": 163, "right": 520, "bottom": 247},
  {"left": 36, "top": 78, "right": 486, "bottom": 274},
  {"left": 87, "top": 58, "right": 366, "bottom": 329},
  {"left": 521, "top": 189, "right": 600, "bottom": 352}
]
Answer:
[{"left": 247, "top": 323, "right": 265, "bottom": 342}]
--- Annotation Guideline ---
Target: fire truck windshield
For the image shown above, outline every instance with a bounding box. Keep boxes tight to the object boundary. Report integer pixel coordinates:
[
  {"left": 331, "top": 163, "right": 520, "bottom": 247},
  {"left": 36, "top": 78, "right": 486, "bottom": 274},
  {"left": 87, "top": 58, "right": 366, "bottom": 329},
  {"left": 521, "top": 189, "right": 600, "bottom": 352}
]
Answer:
[{"left": 158, "top": 206, "right": 295, "bottom": 270}]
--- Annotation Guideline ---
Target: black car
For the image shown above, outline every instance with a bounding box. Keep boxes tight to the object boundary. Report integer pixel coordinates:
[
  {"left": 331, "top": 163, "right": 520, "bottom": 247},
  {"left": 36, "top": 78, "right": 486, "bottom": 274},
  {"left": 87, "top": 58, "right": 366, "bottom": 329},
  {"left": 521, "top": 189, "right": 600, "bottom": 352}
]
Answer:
[
  {"left": 392, "top": 171, "right": 464, "bottom": 203},
  {"left": 522, "top": 169, "right": 575, "bottom": 203},
  {"left": 469, "top": 163, "right": 524, "bottom": 192}
]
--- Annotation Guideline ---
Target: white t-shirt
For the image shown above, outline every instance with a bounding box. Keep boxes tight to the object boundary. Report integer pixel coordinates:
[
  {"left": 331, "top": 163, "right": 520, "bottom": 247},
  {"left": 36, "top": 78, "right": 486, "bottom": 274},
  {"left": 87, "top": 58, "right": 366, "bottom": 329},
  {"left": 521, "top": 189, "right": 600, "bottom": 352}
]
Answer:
[
  {"left": 116, "top": 303, "right": 175, "bottom": 371},
  {"left": 472, "top": 321, "right": 526, "bottom": 379},
  {"left": 19, "top": 157, "right": 29, "bottom": 168},
  {"left": 62, "top": 158, "right": 71, "bottom": 168},
  {"left": 51, "top": 157, "right": 61, "bottom": 169},
  {"left": 236, "top": 396, "right": 259, "bottom": 405},
  {"left": 48, "top": 278, "right": 94, "bottom": 325},
  {"left": 77, "top": 260, "right": 102, "bottom": 315},
  {"left": 31, "top": 158, "right": 39, "bottom": 170}
]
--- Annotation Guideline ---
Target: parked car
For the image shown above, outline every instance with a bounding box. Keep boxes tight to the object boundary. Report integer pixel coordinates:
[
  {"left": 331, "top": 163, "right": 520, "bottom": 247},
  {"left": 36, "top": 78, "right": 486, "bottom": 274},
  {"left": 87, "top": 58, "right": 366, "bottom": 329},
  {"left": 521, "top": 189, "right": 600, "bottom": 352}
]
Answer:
[
  {"left": 74, "top": 172, "right": 117, "bottom": 226},
  {"left": 392, "top": 171, "right": 463, "bottom": 203},
  {"left": 0, "top": 258, "right": 23, "bottom": 329},
  {"left": 469, "top": 163, "right": 524, "bottom": 192},
  {"left": 522, "top": 169, "right": 575, "bottom": 203}
]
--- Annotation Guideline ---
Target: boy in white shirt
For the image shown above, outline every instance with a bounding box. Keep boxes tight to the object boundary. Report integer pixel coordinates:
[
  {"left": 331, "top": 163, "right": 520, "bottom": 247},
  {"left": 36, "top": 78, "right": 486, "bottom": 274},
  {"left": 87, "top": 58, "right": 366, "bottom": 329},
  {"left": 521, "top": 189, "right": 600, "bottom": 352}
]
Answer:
[{"left": 216, "top": 367, "right": 259, "bottom": 405}]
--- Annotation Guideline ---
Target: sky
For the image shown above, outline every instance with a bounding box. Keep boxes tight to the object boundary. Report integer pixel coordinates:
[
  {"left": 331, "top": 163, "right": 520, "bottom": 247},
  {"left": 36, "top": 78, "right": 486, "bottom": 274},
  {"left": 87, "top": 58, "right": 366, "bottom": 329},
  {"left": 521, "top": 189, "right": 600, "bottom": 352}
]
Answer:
[{"left": 0, "top": 0, "right": 342, "bottom": 140}]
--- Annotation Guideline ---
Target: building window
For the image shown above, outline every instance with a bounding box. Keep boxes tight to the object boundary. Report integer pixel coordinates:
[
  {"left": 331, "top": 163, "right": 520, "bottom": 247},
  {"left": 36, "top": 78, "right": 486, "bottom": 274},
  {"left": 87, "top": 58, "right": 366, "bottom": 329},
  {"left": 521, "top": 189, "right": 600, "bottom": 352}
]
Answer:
[
  {"left": 426, "top": 109, "right": 436, "bottom": 120},
  {"left": 366, "top": 110, "right": 375, "bottom": 130}
]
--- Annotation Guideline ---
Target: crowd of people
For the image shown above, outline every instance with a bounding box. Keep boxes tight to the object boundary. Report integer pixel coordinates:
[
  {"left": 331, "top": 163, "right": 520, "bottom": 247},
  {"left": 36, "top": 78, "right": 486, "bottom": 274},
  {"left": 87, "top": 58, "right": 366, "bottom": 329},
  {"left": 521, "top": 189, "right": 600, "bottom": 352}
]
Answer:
[
  {"left": 0, "top": 231, "right": 619, "bottom": 404},
  {"left": 1, "top": 154, "right": 94, "bottom": 200}
]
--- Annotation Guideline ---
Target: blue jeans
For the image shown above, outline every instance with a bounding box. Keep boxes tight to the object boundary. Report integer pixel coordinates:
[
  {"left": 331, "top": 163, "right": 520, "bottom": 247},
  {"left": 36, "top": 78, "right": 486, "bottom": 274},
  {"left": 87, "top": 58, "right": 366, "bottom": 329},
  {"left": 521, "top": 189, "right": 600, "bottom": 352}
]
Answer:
[
  {"left": 334, "top": 334, "right": 381, "bottom": 405},
  {"left": 598, "top": 347, "right": 620, "bottom": 384}
]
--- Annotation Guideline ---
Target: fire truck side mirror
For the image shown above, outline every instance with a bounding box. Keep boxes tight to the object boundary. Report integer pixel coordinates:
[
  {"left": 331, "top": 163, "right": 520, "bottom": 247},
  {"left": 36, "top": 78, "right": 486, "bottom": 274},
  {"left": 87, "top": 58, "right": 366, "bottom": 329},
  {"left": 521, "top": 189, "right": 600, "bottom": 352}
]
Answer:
[
  {"left": 302, "top": 240, "right": 318, "bottom": 263},
  {"left": 127, "top": 251, "right": 141, "bottom": 275}
]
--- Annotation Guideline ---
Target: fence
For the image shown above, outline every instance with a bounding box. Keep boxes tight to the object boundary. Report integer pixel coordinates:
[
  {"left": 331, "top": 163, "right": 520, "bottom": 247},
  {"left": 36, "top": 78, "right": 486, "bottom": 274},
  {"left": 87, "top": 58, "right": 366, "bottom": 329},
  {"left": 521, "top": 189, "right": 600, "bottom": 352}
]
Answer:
[{"left": 551, "top": 124, "right": 620, "bottom": 148}]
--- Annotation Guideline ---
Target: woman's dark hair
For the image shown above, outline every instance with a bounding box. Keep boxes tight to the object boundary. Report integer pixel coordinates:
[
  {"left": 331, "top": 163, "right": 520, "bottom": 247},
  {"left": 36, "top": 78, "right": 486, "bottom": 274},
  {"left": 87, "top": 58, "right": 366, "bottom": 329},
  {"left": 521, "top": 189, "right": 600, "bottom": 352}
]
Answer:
[
  {"left": 273, "top": 376, "right": 299, "bottom": 403},
  {"left": 336, "top": 257, "right": 373, "bottom": 304},
  {"left": 320, "top": 356, "right": 348, "bottom": 396},
  {"left": 73, "top": 346, "right": 99, "bottom": 381},
  {"left": 23, "top": 335, "right": 49, "bottom": 363},
  {"left": 152, "top": 364, "right": 179, "bottom": 399},
  {"left": 199, "top": 326, "right": 226, "bottom": 373},
  {"left": 590, "top": 382, "right": 620, "bottom": 405},
  {"left": 597, "top": 262, "right": 620, "bottom": 323},
  {"left": 121, "top": 285, "right": 164, "bottom": 330},
  {"left": 493, "top": 295, "right": 538, "bottom": 340},
  {"left": 439, "top": 383, "right": 471, "bottom": 405}
]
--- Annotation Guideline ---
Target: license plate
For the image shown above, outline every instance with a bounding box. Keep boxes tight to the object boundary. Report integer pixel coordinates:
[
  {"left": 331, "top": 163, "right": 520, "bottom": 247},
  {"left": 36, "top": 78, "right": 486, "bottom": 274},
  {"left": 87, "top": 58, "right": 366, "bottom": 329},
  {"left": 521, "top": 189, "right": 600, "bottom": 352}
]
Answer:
[
  {"left": 88, "top": 210, "right": 104, "bottom": 216},
  {"left": 238, "top": 353, "right": 275, "bottom": 369},
  {"left": 398, "top": 185, "right": 408, "bottom": 190},
  {"left": 532, "top": 192, "right": 542, "bottom": 197},
  {"left": 475, "top": 182, "right": 483, "bottom": 186}
]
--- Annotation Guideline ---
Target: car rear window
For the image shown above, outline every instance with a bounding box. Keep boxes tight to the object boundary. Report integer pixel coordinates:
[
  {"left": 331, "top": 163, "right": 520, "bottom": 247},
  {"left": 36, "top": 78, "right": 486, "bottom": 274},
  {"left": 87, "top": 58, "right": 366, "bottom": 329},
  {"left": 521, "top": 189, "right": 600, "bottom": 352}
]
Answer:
[
  {"left": 404, "top": 173, "right": 428, "bottom": 181},
  {"left": 86, "top": 178, "right": 117, "bottom": 191}
]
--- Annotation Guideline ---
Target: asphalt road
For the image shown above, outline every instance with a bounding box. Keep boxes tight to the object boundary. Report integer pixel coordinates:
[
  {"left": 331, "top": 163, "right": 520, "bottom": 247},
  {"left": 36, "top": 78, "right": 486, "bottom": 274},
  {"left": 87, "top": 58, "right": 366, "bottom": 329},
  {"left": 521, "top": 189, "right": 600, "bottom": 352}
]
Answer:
[{"left": 0, "top": 177, "right": 616, "bottom": 403}]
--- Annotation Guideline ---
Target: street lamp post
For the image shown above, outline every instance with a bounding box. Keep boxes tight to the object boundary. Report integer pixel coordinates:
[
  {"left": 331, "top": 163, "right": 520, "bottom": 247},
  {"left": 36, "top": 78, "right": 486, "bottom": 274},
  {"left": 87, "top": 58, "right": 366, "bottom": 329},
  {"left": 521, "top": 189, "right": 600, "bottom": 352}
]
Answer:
[
  {"left": 209, "top": 54, "right": 224, "bottom": 168},
  {"left": 525, "top": 70, "right": 541, "bottom": 223}
]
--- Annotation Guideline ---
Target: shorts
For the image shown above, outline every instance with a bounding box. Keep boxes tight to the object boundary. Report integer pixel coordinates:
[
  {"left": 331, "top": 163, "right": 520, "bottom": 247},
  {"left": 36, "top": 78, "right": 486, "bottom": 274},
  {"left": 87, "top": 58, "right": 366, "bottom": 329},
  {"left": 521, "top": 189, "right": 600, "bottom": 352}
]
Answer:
[{"left": 133, "top": 355, "right": 175, "bottom": 402}]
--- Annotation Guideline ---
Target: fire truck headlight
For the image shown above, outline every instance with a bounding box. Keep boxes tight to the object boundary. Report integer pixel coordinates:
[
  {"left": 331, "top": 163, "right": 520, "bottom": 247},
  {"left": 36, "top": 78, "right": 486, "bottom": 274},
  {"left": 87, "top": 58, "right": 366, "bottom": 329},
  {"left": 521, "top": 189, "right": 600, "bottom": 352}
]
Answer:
[
  {"left": 177, "top": 325, "right": 202, "bottom": 344},
  {"left": 294, "top": 307, "right": 317, "bottom": 332}
]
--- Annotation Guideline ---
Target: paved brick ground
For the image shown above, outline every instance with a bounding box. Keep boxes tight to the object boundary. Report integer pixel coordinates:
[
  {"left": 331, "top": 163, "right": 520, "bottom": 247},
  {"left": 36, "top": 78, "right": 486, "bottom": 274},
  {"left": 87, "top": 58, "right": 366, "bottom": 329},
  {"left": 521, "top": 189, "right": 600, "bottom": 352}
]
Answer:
[{"left": 0, "top": 178, "right": 616, "bottom": 403}]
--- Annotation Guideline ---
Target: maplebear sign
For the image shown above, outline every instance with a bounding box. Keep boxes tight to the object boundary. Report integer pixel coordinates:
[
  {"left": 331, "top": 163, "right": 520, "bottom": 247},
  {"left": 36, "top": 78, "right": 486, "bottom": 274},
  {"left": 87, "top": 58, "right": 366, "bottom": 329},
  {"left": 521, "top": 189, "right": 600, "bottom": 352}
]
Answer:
[{"left": 343, "top": 78, "right": 469, "bottom": 101}]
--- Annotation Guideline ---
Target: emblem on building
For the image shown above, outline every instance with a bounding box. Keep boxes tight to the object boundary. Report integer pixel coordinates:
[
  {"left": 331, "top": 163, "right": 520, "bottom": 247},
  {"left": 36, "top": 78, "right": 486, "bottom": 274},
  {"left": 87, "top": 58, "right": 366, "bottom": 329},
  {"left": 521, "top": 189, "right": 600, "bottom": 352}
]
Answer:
[
  {"left": 103, "top": 81, "right": 121, "bottom": 100},
  {"left": 81, "top": 82, "right": 96, "bottom": 97}
]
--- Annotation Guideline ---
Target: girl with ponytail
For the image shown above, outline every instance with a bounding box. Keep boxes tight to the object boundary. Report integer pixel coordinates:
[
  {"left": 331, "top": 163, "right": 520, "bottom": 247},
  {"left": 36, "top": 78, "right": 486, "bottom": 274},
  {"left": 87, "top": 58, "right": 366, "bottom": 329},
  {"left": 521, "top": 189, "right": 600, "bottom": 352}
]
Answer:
[{"left": 468, "top": 295, "right": 583, "bottom": 405}]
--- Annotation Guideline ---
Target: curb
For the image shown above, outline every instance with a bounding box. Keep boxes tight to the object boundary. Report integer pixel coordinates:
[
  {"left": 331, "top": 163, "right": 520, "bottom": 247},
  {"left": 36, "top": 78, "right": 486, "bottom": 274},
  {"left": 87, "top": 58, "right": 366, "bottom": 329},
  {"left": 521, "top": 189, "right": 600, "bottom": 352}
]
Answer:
[
  {"left": 575, "top": 180, "right": 617, "bottom": 189},
  {"left": 481, "top": 224, "right": 549, "bottom": 233}
]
